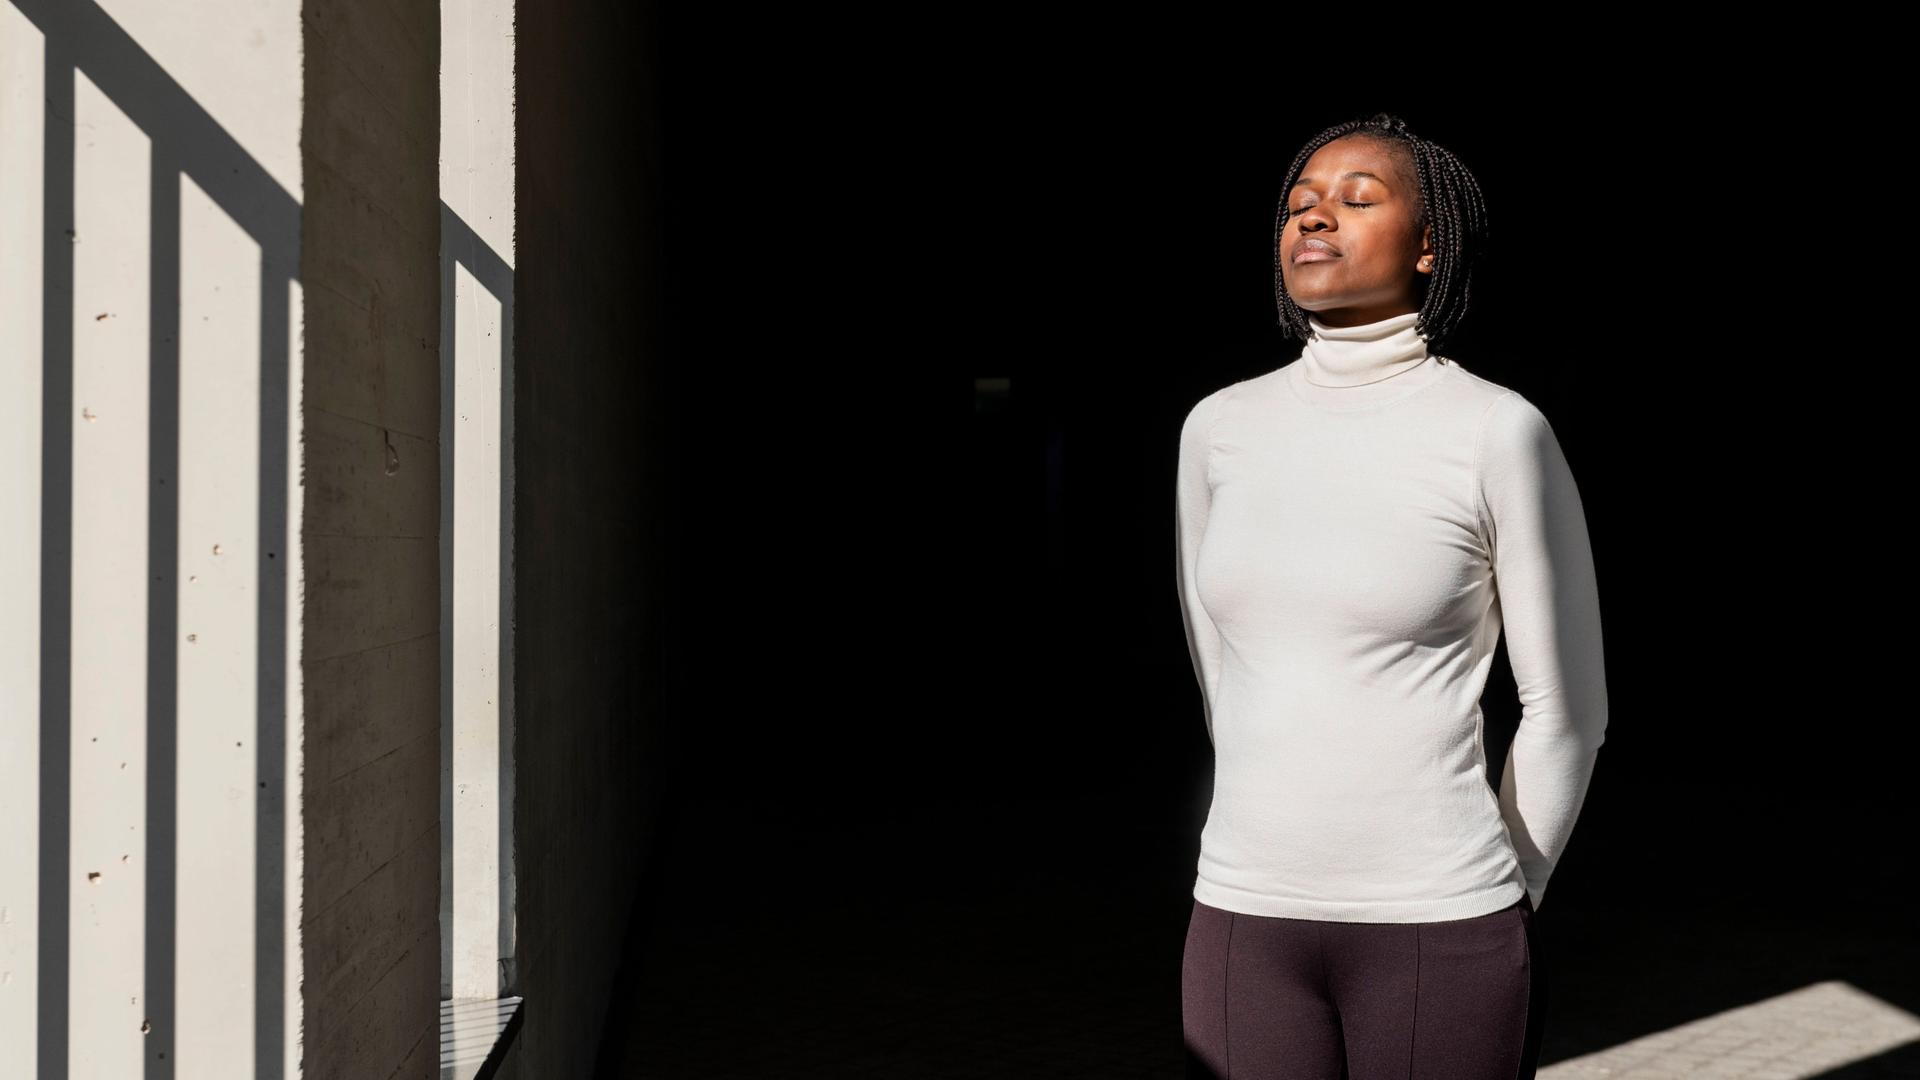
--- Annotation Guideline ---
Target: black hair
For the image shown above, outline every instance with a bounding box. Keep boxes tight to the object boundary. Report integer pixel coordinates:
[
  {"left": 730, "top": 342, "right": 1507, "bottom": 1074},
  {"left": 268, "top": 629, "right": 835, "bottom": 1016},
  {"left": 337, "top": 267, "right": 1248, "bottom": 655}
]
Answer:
[{"left": 1273, "top": 111, "right": 1489, "bottom": 356}]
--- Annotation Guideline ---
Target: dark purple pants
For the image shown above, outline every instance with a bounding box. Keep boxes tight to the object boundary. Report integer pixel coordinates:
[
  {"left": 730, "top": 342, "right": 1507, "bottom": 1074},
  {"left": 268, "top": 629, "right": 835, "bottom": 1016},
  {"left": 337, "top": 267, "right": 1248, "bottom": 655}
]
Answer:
[{"left": 1182, "top": 893, "right": 1545, "bottom": 1080}]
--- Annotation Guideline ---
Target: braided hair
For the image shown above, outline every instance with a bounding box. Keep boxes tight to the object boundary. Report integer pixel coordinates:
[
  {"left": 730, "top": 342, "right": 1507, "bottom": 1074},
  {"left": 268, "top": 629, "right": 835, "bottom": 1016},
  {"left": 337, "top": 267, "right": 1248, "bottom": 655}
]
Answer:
[{"left": 1273, "top": 112, "right": 1489, "bottom": 356}]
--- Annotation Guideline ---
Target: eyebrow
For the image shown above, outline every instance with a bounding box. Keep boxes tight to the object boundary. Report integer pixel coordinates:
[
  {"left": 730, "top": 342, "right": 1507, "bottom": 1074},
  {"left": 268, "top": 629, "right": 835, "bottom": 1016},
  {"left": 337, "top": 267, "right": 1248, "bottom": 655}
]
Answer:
[{"left": 1292, "top": 170, "right": 1390, "bottom": 189}]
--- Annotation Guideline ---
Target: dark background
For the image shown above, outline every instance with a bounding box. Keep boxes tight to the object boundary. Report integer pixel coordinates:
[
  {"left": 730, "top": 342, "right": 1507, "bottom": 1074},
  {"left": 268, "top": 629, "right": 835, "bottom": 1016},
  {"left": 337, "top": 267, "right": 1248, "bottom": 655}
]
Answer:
[{"left": 591, "top": 14, "right": 1914, "bottom": 1077}]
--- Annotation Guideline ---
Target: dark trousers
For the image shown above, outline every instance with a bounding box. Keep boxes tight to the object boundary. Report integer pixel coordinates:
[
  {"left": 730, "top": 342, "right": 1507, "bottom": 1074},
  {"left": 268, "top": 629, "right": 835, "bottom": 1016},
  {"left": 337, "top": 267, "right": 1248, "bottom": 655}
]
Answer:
[{"left": 1182, "top": 893, "right": 1545, "bottom": 1080}]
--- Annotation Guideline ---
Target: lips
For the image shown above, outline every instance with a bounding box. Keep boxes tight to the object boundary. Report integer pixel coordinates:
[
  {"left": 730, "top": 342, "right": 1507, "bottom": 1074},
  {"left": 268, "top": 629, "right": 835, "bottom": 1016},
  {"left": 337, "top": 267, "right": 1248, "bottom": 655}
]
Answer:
[{"left": 1292, "top": 237, "right": 1340, "bottom": 263}]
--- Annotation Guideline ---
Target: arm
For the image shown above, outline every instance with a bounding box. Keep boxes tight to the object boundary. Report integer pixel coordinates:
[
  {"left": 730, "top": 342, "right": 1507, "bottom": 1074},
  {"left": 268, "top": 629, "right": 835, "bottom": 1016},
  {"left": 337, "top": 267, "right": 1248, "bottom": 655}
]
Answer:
[
  {"left": 1477, "top": 391, "right": 1609, "bottom": 911},
  {"left": 1176, "top": 390, "right": 1225, "bottom": 745}
]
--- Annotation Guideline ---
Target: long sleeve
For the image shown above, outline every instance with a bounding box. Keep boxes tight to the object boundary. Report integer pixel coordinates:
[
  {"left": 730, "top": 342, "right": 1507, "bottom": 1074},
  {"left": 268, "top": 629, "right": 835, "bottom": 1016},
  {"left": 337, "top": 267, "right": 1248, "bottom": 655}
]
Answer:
[
  {"left": 1476, "top": 391, "right": 1608, "bottom": 912},
  {"left": 1176, "top": 390, "right": 1226, "bottom": 745}
]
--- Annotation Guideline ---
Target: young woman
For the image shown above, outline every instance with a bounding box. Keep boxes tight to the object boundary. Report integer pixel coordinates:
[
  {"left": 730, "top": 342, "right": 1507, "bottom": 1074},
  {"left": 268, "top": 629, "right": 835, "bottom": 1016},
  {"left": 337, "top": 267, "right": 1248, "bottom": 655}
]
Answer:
[{"left": 1175, "top": 111, "right": 1608, "bottom": 1079}]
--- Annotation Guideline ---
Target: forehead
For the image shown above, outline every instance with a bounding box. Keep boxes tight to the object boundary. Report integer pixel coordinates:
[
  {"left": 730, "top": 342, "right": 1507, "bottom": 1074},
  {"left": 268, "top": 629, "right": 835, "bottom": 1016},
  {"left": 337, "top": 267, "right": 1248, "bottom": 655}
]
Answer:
[{"left": 1295, "top": 137, "right": 1407, "bottom": 190}]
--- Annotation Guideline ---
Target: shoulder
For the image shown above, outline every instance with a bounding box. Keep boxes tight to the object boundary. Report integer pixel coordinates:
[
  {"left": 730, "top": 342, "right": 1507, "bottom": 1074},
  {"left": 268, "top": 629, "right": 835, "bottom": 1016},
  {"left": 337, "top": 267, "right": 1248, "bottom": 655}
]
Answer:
[
  {"left": 1178, "top": 383, "right": 1230, "bottom": 465},
  {"left": 1478, "top": 390, "right": 1557, "bottom": 462},
  {"left": 1432, "top": 362, "right": 1542, "bottom": 424},
  {"left": 1468, "top": 381, "right": 1577, "bottom": 506},
  {"left": 1181, "top": 384, "right": 1230, "bottom": 433},
  {"left": 1442, "top": 366, "right": 1556, "bottom": 456},
  {"left": 1180, "top": 371, "right": 1270, "bottom": 440}
]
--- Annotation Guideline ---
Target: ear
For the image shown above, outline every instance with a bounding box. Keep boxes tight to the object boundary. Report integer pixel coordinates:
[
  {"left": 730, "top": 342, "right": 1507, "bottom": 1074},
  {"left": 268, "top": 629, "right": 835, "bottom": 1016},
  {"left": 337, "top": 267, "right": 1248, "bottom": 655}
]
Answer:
[{"left": 1416, "top": 224, "right": 1436, "bottom": 276}]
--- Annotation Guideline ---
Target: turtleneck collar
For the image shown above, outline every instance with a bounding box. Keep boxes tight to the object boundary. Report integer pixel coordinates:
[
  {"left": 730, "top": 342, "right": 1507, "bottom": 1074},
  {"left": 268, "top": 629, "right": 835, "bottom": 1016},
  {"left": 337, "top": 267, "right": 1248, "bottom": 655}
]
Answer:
[
  {"left": 1300, "top": 310, "right": 1428, "bottom": 387},
  {"left": 1285, "top": 309, "right": 1448, "bottom": 412}
]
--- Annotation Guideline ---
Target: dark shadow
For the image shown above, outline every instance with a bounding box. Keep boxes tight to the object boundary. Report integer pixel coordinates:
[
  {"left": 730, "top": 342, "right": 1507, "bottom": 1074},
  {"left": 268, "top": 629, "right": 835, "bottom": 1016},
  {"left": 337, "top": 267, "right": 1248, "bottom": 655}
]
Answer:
[
  {"left": 253, "top": 219, "right": 294, "bottom": 1080},
  {"left": 1811, "top": 1040, "right": 1920, "bottom": 1078},
  {"left": 577, "top": 24, "right": 1913, "bottom": 1075},
  {"left": 143, "top": 147, "right": 180, "bottom": 1078},
  {"left": 34, "top": 22, "right": 73, "bottom": 1080}
]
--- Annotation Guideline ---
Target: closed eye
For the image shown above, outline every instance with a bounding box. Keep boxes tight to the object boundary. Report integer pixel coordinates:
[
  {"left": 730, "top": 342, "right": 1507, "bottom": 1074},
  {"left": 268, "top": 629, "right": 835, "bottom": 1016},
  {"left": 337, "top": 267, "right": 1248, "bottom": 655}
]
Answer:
[{"left": 1289, "top": 201, "right": 1372, "bottom": 214}]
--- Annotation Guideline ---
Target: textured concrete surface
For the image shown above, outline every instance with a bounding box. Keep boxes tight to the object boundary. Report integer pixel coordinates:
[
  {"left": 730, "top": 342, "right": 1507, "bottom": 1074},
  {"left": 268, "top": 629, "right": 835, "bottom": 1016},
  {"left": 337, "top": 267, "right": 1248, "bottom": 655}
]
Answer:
[{"left": 300, "top": 1, "right": 441, "bottom": 1076}]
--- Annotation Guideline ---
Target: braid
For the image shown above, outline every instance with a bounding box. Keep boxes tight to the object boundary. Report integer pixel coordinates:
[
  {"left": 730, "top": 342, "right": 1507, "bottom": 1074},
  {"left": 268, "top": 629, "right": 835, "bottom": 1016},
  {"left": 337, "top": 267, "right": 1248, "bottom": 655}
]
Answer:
[{"left": 1272, "top": 111, "right": 1490, "bottom": 356}]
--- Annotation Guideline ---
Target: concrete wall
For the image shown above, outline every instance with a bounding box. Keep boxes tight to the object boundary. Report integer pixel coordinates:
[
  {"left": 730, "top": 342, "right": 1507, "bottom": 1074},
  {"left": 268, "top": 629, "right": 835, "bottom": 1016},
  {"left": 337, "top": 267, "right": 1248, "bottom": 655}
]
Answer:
[
  {"left": 504, "top": 0, "right": 674, "bottom": 1074},
  {"left": 440, "top": 0, "right": 517, "bottom": 1015},
  {"left": 298, "top": 0, "right": 442, "bottom": 1078},
  {"left": 2, "top": 0, "right": 617, "bottom": 1074},
  {"left": 0, "top": 0, "right": 307, "bottom": 1076}
]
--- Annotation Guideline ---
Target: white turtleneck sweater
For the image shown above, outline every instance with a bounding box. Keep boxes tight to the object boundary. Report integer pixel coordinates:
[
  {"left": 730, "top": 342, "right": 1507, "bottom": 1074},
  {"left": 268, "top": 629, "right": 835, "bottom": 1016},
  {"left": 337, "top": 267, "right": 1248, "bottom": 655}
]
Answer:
[{"left": 1175, "top": 310, "right": 1608, "bottom": 921}]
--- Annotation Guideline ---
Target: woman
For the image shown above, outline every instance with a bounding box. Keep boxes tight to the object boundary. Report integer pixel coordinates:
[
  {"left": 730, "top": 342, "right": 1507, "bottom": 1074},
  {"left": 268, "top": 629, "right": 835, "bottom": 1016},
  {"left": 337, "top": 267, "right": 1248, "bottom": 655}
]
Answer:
[{"left": 1175, "top": 111, "right": 1607, "bottom": 1079}]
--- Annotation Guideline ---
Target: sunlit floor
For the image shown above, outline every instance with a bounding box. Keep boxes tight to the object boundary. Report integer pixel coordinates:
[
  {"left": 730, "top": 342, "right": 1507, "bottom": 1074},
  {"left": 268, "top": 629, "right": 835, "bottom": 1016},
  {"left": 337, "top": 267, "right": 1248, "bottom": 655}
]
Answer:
[
  {"left": 593, "top": 800, "right": 1920, "bottom": 1079},
  {"left": 1540, "top": 981, "right": 1917, "bottom": 1078}
]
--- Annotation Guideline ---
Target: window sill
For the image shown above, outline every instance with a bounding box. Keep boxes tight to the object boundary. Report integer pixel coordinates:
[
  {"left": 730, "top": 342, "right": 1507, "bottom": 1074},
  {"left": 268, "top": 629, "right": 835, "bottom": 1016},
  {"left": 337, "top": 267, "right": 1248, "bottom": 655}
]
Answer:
[{"left": 440, "top": 995, "right": 524, "bottom": 1080}]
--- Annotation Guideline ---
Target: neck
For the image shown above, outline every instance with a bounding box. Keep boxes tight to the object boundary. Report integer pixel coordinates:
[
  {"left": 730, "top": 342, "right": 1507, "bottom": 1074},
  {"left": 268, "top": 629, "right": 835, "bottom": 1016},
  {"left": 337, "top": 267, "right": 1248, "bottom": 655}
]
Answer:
[
  {"left": 1300, "top": 310, "right": 1429, "bottom": 387},
  {"left": 1285, "top": 309, "right": 1447, "bottom": 412}
]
